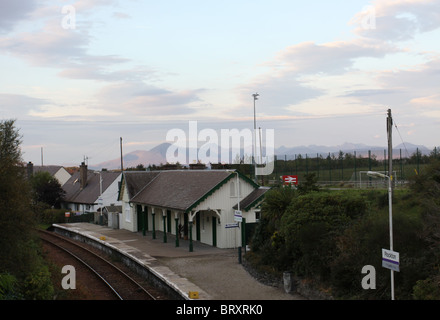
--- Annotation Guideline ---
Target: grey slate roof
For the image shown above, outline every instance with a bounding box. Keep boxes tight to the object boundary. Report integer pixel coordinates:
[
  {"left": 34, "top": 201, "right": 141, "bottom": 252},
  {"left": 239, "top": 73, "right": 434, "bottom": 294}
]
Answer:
[
  {"left": 63, "top": 171, "right": 121, "bottom": 205},
  {"left": 33, "top": 165, "right": 65, "bottom": 176},
  {"left": 123, "top": 170, "right": 259, "bottom": 212},
  {"left": 233, "top": 187, "right": 271, "bottom": 211}
]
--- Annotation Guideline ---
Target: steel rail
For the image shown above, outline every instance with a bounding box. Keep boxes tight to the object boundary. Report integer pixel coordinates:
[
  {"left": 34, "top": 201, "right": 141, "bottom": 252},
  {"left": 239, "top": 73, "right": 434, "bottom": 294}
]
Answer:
[{"left": 39, "top": 230, "right": 156, "bottom": 300}]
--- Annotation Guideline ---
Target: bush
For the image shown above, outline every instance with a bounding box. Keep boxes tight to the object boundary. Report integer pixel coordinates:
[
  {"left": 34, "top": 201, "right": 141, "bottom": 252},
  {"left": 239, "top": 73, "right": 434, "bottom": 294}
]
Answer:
[
  {"left": 249, "top": 160, "right": 440, "bottom": 299},
  {"left": 22, "top": 264, "right": 54, "bottom": 300},
  {"left": 0, "top": 274, "right": 21, "bottom": 300},
  {"left": 280, "top": 191, "right": 368, "bottom": 281},
  {"left": 413, "top": 276, "right": 440, "bottom": 300},
  {"left": 35, "top": 207, "right": 68, "bottom": 225}
]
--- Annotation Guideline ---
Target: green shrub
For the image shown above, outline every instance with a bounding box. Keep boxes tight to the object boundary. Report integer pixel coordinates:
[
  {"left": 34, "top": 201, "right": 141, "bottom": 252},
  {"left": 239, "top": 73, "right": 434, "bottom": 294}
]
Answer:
[
  {"left": 280, "top": 191, "right": 368, "bottom": 281},
  {"left": 0, "top": 274, "right": 21, "bottom": 300},
  {"left": 22, "top": 264, "right": 54, "bottom": 300},
  {"left": 413, "top": 276, "right": 440, "bottom": 300}
]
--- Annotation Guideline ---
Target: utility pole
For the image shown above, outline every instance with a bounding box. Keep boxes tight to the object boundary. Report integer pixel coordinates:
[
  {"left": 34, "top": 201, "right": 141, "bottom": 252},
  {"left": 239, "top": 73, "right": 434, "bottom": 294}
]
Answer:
[
  {"left": 386, "top": 108, "right": 395, "bottom": 300},
  {"left": 387, "top": 109, "right": 393, "bottom": 181}
]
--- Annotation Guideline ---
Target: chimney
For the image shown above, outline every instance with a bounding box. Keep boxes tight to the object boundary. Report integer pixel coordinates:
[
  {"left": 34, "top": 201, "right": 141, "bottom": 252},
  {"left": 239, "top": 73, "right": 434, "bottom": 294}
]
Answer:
[
  {"left": 80, "top": 162, "right": 88, "bottom": 190},
  {"left": 27, "top": 162, "right": 34, "bottom": 180}
]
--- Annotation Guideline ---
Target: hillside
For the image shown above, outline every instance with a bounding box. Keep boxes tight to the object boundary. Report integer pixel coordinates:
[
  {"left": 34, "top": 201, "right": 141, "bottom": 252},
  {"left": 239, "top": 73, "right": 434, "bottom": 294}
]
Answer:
[{"left": 90, "top": 141, "right": 432, "bottom": 170}]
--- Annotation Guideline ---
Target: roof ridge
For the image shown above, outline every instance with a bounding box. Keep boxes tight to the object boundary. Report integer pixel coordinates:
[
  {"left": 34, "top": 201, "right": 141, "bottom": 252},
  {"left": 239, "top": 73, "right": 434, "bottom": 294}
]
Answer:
[{"left": 130, "top": 171, "right": 161, "bottom": 200}]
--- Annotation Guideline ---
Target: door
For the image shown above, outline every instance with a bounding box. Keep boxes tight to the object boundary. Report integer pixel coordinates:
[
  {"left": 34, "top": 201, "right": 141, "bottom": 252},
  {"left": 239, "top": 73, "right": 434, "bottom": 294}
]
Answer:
[
  {"left": 196, "top": 212, "right": 201, "bottom": 241},
  {"left": 167, "top": 210, "right": 172, "bottom": 233},
  {"left": 212, "top": 216, "right": 217, "bottom": 247},
  {"left": 136, "top": 205, "right": 142, "bottom": 232}
]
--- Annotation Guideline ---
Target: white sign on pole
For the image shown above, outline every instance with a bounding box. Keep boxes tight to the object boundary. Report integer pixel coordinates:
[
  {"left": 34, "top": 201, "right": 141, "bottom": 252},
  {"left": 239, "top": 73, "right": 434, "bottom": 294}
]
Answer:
[
  {"left": 382, "top": 249, "right": 400, "bottom": 272},
  {"left": 234, "top": 210, "right": 242, "bottom": 222},
  {"left": 225, "top": 223, "right": 239, "bottom": 229}
]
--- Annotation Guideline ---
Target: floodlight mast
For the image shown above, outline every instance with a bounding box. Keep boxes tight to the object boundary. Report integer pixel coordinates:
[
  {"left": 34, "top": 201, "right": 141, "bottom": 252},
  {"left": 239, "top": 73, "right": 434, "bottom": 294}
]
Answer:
[{"left": 252, "top": 93, "right": 259, "bottom": 183}]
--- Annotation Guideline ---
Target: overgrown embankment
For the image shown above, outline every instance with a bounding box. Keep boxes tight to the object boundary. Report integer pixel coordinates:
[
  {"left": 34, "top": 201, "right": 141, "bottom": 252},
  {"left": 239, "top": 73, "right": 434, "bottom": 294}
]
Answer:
[{"left": 247, "top": 163, "right": 440, "bottom": 300}]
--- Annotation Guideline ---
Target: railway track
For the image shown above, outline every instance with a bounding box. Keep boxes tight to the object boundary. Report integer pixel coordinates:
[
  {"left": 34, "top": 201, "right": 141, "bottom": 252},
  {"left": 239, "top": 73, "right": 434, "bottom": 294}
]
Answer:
[{"left": 39, "top": 229, "right": 158, "bottom": 300}]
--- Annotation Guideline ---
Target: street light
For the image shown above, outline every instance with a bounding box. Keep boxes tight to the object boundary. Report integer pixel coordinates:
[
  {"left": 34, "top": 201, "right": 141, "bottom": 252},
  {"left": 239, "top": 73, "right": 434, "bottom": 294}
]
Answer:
[
  {"left": 367, "top": 170, "right": 395, "bottom": 300},
  {"left": 252, "top": 93, "right": 259, "bottom": 183}
]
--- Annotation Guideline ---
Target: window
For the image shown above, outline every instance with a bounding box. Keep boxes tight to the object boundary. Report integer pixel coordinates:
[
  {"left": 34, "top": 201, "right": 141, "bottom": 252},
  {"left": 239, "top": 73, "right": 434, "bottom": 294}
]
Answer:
[
  {"left": 255, "top": 210, "right": 261, "bottom": 222},
  {"left": 230, "top": 180, "right": 242, "bottom": 197},
  {"left": 125, "top": 204, "right": 131, "bottom": 222},
  {"left": 230, "top": 181, "right": 236, "bottom": 197}
]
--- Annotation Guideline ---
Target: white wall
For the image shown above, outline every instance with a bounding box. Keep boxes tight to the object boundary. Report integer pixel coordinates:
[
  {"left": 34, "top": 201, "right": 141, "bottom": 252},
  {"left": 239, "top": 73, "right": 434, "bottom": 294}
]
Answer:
[
  {"left": 119, "top": 174, "right": 259, "bottom": 249},
  {"left": 55, "top": 168, "right": 71, "bottom": 186},
  {"left": 191, "top": 175, "right": 256, "bottom": 249}
]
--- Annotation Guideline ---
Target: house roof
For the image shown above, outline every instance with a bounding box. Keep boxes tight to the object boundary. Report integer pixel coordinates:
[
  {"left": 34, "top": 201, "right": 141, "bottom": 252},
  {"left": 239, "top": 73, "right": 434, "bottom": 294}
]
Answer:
[
  {"left": 124, "top": 170, "right": 259, "bottom": 212},
  {"left": 33, "top": 165, "right": 66, "bottom": 176},
  {"left": 63, "top": 171, "right": 121, "bottom": 205},
  {"left": 121, "top": 171, "right": 160, "bottom": 199},
  {"left": 233, "top": 187, "right": 271, "bottom": 212},
  {"left": 102, "top": 205, "right": 122, "bottom": 213}
]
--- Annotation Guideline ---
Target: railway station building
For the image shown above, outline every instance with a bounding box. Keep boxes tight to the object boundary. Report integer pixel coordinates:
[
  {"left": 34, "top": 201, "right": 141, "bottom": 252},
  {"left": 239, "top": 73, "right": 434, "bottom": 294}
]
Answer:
[{"left": 118, "top": 170, "right": 269, "bottom": 249}]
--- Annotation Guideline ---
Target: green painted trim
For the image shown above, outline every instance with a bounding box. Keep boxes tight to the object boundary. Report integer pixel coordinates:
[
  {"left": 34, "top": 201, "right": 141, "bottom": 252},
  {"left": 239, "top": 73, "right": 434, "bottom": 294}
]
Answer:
[
  {"left": 117, "top": 173, "right": 125, "bottom": 202},
  {"left": 242, "top": 190, "right": 270, "bottom": 211},
  {"left": 185, "top": 170, "right": 258, "bottom": 213}
]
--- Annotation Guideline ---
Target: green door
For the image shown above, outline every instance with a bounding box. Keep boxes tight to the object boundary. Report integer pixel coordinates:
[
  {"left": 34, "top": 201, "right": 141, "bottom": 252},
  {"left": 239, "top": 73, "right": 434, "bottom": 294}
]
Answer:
[
  {"left": 212, "top": 216, "right": 217, "bottom": 247},
  {"left": 196, "top": 212, "right": 201, "bottom": 241},
  {"left": 167, "top": 210, "right": 172, "bottom": 233},
  {"left": 136, "top": 205, "right": 142, "bottom": 232}
]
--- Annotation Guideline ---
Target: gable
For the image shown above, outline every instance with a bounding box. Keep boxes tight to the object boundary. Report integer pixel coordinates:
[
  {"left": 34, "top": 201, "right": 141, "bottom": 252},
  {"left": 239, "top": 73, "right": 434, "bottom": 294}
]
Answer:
[
  {"left": 129, "top": 170, "right": 258, "bottom": 212},
  {"left": 63, "top": 171, "right": 121, "bottom": 204}
]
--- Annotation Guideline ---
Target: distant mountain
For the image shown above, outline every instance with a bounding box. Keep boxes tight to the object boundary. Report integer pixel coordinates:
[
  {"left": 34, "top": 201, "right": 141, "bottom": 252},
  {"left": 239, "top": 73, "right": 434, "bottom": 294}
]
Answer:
[
  {"left": 91, "top": 143, "right": 170, "bottom": 170},
  {"left": 91, "top": 141, "right": 433, "bottom": 169}
]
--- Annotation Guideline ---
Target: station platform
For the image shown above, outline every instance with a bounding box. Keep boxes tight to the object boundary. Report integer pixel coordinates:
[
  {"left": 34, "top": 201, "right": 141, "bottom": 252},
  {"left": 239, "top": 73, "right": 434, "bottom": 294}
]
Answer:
[{"left": 52, "top": 223, "right": 304, "bottom": 300}]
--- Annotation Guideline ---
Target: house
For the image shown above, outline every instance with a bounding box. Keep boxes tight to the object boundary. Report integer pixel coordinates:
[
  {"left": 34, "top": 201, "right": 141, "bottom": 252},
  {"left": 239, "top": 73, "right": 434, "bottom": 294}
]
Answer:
[
  {"left": 62, "top": 162, "right": 122, "bottom": 220},
  {"left": 118, "top": 169, "right": 269, "bottom": 249},
  {"left": 26, "top": 162, "right": 71, "bottom": 186}
]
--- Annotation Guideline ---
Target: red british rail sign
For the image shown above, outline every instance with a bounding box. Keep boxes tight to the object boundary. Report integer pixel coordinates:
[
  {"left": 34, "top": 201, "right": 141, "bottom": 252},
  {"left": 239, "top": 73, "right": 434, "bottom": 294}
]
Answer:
[{"left": 282, "top": 175, "right": 298, "bottom": 186}]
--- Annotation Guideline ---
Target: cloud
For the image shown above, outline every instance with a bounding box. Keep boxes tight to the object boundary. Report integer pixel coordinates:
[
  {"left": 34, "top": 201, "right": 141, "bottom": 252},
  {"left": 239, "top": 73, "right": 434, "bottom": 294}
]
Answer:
[
  {"left": 337, "top": 56, "right": 440, "bottom": 121},
  {"left": 0, "top": 1, "right": 199, "bottom": 120},
  {"left": 351, "top": 0, "right": 440, "bottom": 41},
  {"left": 95, "top": 82, "right": 201, "bottom": 117},
  {"left": 232, "top": 37, "right": 397, "bottom": 119},
  {"left": 0, "top": 0, "right": 36, "bottom": 33},
  {"left": 0, "top": 93, "right": 51, "bottom": 117},
  {"left": 231, "top": 0, "right": 440, "bottom": 122},
  {"left": 269, "top": 39, "right": 397, "bottom": 75}
]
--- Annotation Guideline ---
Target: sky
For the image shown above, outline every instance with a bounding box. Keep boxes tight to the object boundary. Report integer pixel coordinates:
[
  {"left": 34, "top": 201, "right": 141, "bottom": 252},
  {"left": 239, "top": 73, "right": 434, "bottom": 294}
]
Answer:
[{"left": 1, "top": 0, "right": 440, "bottom": 166}]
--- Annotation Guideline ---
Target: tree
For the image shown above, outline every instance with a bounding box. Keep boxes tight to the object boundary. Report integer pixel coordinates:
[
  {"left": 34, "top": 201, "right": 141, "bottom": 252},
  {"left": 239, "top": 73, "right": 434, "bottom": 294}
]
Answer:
[
  {"left": 30, "top": 171, "right": 65, "bottom": 208},
  {"left": 0, "top": 120, "right": 35, "bottom": 274},
  {"left": 0, "top": 120, "right": 54, "bottom": 299},
  {"left": 297, "top": 173, "right": 320, "bottom": 195}
]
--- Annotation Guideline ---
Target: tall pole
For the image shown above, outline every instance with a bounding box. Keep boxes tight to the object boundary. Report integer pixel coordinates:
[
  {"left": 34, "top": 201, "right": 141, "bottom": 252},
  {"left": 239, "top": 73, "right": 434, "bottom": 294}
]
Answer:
[
  {"left": 387, "top": 108, "right": 395, "bottom": 300},
  {"left": 252, "top": 93, "right": 259, "bottom": 183},
  {"left": 120, "top": 137, "right": 124, "bottom": 172}
]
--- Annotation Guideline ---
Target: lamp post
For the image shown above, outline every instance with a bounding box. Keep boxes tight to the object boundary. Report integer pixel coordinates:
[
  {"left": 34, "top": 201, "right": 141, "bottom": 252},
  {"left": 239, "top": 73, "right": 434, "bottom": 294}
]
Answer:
[
  {"left": 367, "top": 170, "right": 394, "bottom": 300},
  {"left": 252, "top": 93, "right": 259, "bottom": 183}
]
